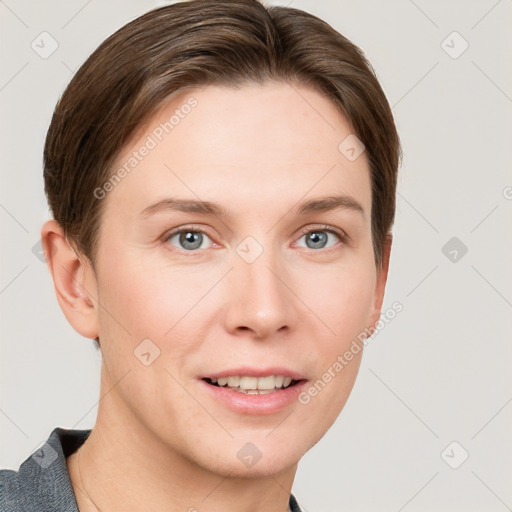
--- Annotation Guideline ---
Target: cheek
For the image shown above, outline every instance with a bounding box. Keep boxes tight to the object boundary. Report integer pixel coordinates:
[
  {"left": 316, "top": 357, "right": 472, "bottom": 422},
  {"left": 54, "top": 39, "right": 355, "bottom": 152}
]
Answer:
[
  {"left": 293, "top": 261, "right": 375, "bottom": 414},
  {"left": 95, "top": 251, "right": 216, "bottom": 379},
  {"left": 97, "top": 252, "right": 199, "bottom": 332},
  {"left": 296, "top": 259, "right": 377, "bottom": 342},
  {"left": 94, "top": 256, "right": 205, "bottom": 412}
]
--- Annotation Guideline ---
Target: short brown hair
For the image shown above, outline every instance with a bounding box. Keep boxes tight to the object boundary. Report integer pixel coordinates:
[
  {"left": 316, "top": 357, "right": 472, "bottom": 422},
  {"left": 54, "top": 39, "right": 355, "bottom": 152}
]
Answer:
[{"left": 44, "top": 0, "right": 400, "bottom": 270}]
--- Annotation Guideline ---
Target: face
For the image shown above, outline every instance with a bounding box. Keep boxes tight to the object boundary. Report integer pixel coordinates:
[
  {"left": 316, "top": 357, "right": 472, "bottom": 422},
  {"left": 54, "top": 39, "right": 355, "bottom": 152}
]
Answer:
[{"left": 87, "top": 82, "right": 387, "bottom": 477}]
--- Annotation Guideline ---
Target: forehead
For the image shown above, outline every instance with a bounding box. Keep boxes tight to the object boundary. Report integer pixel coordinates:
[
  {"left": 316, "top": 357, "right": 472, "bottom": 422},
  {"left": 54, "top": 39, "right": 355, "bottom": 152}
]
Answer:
[{"left": 106, "top": 81, "right": 371, "bottom": 219}]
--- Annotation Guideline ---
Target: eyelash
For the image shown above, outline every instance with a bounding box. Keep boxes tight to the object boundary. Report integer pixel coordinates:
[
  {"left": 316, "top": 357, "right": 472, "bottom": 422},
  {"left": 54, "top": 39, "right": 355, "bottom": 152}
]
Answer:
[{"left": 161, "top": 224, "right": 348, "bottom": 255}]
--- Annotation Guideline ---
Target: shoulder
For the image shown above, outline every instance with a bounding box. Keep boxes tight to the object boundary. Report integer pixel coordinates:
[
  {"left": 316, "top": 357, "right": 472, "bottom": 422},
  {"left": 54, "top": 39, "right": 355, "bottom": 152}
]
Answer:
[
  {"left": 0, "top": 467, "right": 21, "bottom": 512},
  {"left": 0, "top": 427, "right": 91, "bottom": 512}
]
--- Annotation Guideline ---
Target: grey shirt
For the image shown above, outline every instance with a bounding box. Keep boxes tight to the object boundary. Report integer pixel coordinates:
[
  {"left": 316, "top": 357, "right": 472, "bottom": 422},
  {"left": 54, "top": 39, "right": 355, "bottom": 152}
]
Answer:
[{"left": 0, "top": 427, "right": 303, "bottom": 511}]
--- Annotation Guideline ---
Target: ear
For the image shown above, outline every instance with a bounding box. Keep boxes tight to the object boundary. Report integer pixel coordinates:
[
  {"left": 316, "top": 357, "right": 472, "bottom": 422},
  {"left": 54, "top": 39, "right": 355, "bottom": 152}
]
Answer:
[
  {"left": 41, "top": 219, "right": 99, "bottom": 339},
  {"left": 368, "top": 233, "right": 392, "bottom": 330}
]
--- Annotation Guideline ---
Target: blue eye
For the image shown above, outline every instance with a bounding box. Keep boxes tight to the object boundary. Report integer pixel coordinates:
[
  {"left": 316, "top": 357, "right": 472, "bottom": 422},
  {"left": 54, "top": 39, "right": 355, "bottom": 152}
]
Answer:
[
  {"left": 163, "top": 225, "right": 346, "bottom": 254},
  {"left": 166, "top": 229, "right": 212, "bottom": 251},
  {"left": 296, "top": 228, "right": 343, "bottom": 250}
]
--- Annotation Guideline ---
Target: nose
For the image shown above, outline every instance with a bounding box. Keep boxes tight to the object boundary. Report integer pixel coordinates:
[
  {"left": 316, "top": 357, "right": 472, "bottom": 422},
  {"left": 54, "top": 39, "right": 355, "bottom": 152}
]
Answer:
[{"left": 222, "top": 245, "right": 297, "bottom": 339}]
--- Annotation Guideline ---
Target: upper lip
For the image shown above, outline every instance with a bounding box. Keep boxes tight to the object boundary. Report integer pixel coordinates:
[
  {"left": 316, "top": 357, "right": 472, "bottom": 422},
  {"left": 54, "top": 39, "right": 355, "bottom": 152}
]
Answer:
[{"left": 201, "top": 366, "right": 307, "bottom": 380}]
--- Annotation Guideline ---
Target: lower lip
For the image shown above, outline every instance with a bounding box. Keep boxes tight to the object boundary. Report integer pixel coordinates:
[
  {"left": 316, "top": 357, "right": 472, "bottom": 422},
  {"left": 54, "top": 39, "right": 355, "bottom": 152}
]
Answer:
[{"left": 199, "top": 379, "right": 308, "bottom": 415}]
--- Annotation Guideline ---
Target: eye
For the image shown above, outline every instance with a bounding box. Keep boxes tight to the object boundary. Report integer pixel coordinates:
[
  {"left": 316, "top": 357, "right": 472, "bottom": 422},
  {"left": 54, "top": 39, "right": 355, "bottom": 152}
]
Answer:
[
  {"left": 164, "top": 228, "right": 214, "bottom": 252},
  {"left": 295, "top": 225, "right": 346, "bottom": 251},
  {"left": 162, "top": 224, "right": 347, "bottom": 254}
]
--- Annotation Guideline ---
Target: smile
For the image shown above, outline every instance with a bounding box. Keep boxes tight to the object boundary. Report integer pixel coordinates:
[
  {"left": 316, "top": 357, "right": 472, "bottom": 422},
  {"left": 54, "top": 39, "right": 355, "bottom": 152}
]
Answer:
[{"left": 203, "top": 375, "right": 300, "bottom": 394}]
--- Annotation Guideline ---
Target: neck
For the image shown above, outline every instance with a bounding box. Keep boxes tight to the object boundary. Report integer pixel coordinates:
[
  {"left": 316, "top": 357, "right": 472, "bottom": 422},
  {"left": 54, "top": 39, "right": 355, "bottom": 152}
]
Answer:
[{"left": 67, "top": 365, "right": 297, "bottom": 512}]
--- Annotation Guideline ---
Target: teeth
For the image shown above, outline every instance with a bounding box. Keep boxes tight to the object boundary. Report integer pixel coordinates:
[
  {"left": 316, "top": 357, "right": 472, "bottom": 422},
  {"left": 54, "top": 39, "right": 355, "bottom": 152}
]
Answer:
[
  {"left": 207, "top": 375, "right": 296, "bottom": 391},
  {"left": 232, "top": 388, "right": 279, "bottom": 395},
  {"left": 227, "top": 376, "right": 240, "bottom": 387},
  {"left": 239, "top": 376, "right": 258, "bottom": 389},
  {"left": 257, "top": 375, "right": 278, "bottom": 390}
]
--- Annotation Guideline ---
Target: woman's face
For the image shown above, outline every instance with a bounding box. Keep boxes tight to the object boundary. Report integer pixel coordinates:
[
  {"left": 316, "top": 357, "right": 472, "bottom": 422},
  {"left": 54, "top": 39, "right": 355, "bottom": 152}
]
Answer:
[{"left": 88, "top": 82, "right": 389, "bottom": 477}]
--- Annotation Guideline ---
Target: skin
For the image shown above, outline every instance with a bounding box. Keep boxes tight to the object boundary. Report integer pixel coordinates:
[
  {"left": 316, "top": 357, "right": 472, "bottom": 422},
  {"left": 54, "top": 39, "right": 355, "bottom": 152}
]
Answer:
[{"left": 42, "top": 82, "right": 391, "bottom": 512}]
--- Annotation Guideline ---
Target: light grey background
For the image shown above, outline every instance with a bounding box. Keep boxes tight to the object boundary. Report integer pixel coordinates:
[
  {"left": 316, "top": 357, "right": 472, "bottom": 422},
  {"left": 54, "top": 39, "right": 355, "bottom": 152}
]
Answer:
[{"left": 1, "top": 1, "right": 511, "bottom": 510}]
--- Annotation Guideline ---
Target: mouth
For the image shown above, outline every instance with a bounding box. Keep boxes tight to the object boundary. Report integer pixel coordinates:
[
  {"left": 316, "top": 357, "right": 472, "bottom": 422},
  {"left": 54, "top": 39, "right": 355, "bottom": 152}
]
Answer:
[
  {"left": 199, "top": 372, "right": 309, "bottom": 415},
  {"left": 201, "top": 375, "right": 305, "bottom": 395}
]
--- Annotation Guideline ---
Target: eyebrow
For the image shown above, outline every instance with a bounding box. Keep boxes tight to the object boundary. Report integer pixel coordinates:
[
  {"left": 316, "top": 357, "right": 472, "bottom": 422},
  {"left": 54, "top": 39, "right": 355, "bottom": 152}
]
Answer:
[{"left": 140, "top": 194, "right": 365, "bottom": 219}]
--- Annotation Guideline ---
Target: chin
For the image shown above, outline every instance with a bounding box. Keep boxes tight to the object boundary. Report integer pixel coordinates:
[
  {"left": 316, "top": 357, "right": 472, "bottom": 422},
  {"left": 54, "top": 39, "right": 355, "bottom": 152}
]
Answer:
[
  {"left": 215, "top": 457, "right": 298, "bottom": 479},
  {"left": 198, "top": 443, "right": 302, "bottom": 479}
]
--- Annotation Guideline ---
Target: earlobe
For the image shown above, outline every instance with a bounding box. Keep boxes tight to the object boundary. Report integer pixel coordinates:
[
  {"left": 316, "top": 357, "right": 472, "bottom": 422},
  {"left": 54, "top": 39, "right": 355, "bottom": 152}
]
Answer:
[{"left": 41, "top": 219, "right": 99, "bottom": 339}]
